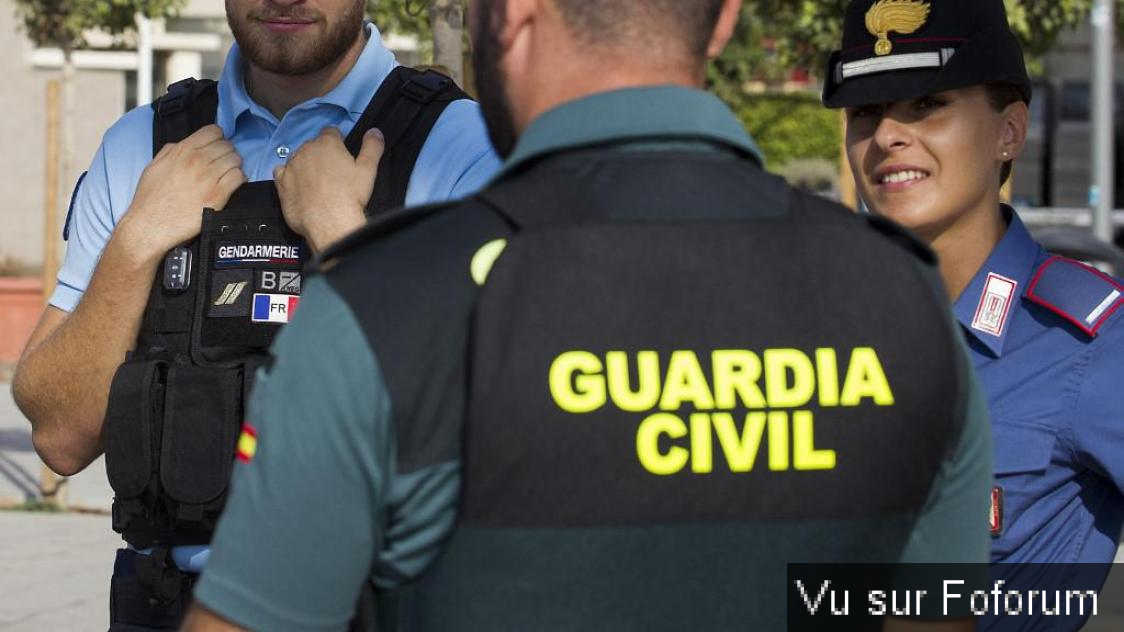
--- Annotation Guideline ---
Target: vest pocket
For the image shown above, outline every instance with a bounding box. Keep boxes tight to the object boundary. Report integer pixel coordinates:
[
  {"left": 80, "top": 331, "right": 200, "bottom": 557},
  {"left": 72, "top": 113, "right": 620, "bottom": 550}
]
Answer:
[
  {"left": 105, "top": 359, "right": 166, "bottom": 500},
  {"left": 159, "top": 365, "right": 242, "bottom": 513}
]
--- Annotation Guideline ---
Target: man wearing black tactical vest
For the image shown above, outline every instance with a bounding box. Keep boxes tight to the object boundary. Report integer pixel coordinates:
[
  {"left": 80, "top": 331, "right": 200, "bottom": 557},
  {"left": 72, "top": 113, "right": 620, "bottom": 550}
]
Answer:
[
  {"left": 11, "top": 0, "right": 497, "bottom": 629},
  {"left": 185, "top": 0, "right": 992, "bottom": 630}
]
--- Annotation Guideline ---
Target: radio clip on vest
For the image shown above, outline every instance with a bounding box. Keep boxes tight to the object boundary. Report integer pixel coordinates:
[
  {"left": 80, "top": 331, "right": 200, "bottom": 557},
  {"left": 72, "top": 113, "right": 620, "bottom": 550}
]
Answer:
[{"left": 163, "top": 247, "right": 192, "bottom": 291}]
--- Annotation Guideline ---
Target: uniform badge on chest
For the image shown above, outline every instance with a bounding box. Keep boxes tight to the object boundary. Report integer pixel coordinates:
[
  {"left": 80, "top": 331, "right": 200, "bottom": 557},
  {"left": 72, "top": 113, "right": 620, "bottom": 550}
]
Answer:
[{"left": 972, "top": 273, "right": 1018, "bottom": 337}]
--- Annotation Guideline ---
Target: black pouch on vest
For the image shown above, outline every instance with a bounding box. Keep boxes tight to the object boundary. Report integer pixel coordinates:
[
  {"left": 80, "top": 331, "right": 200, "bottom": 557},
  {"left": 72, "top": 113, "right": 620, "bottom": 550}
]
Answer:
[
  {"left": 159, "top": 364, "right": 243, "bottom": 530},
  {"left": 191, "top": 201, "right": 307, "bottom": 366},
  {"left": 105, "top": 358, "right": 168, "bottom": 538}
]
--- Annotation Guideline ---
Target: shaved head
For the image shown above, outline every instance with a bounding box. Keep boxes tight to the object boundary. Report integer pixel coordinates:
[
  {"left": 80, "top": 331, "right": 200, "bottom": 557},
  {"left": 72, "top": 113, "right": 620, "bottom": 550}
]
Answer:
[{"left": 552, "top": 0, "right": 726, "bottom": 59}]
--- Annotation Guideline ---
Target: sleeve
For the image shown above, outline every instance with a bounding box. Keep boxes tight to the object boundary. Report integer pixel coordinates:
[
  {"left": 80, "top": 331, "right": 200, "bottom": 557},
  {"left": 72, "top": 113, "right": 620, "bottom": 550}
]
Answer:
[
  {"left": 51, "top": 105, "right": 155, "bottom": 312},
  {"left": 404, "top": 99, "right": 501, "bottom": 207},
  {"left": 50, "top": 145, "right": 116, "bottom": 312},
  {"left": 1070, "top": 320, "right": 1124, "bottom": 493},
  {"left": 193, "top": 278, "right": 395, "bottom": 632}
]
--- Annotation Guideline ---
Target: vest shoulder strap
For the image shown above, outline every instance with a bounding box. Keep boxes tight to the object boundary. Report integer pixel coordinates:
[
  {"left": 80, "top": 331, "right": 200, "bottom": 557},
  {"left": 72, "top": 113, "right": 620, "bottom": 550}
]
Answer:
[
  {"left": 151, "top": 78, "right": 219, "bottom": 155},
  {"left": 476, "top": 165, "right": 804, "bottom": 231},
  {"left": 348, "top": 66, "right": 471, "bottom": 214},
  {"left": 474, "top": 171, "right": 593, "bottom": 231}
]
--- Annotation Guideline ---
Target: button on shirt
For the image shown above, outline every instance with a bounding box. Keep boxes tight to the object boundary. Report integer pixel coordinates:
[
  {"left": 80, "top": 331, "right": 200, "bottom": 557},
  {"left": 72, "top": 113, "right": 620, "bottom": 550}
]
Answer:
[
  {"left": 51, "top": 22, "right": 500, "bottom": 312},
  {"left": 954, "top": 210, "right": 1124, "bottom": 571}
]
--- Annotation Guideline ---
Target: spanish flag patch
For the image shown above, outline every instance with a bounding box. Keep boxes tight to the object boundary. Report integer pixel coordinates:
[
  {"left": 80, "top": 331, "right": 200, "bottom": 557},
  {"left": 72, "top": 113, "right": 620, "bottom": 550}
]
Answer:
[{"left": 236, "top": 423, "right": 258, "bottom": 464}]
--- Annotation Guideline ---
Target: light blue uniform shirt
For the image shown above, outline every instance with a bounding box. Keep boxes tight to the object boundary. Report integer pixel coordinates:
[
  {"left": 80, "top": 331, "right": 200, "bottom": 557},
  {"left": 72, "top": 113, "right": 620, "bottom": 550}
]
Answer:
[
  {"left": 52, "top": 22, "right": 500, "bottom": 312},
  {"left": 52, "top": 23, "right": 499, "bottom": 572}
]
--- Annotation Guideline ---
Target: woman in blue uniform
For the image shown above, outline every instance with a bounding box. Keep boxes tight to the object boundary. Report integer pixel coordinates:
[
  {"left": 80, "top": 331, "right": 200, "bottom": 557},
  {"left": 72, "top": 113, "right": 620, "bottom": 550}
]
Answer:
[{"left": 824, "top": 0, "right": 1124, "bottom": 626}]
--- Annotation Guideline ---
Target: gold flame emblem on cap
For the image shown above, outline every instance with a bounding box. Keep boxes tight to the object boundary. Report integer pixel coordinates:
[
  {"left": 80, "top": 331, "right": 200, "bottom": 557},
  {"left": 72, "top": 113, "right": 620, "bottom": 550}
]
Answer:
[{"left": 866, "top": 0, "right": 931, "bottom": 56}]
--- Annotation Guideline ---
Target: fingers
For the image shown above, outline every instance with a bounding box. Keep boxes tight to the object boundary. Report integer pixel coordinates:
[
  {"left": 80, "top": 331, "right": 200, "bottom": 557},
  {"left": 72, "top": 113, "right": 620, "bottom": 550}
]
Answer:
[
  {"left": 355, "top": 129, "right": 386, "bottom": 175},
  {"left": 208, "top": 167, "right": 248, "bottom": 210},
  {"left": 208, "top": 151, "right": 243, "bottom": 178},
  {"left": 198, "top": 138, "right": 239, "bottom": 166},
  {"left": 183, "top": 124, "right": 225, "bottom": 149}
]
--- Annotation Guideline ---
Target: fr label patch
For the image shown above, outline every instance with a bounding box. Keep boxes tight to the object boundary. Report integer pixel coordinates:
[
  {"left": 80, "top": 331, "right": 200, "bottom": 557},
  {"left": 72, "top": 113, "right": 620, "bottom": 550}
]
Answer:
[{"left": 252, "top": 293, "right": 300, "bottom": 324}]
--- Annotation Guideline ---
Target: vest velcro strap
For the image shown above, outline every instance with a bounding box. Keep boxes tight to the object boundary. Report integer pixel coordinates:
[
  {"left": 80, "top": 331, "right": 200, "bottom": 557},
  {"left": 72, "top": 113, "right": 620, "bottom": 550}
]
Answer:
[{"left": 400, "top": 70, "right": 453, "bottom": 103}]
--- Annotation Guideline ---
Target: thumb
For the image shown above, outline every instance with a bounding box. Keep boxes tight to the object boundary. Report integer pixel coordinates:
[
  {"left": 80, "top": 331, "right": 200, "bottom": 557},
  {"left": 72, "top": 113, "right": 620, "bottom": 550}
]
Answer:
[
  {"left": 273, "top": 164, "right": 286, "bottom": 182},
  {"left": 356, "top": 128, "right": 386, "bottom": 175}
]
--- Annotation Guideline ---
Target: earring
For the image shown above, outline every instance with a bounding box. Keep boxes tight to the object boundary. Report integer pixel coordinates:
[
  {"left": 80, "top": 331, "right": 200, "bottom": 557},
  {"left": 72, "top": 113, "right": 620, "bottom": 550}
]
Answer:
[{"left": 1002, "top": 151, "right": 1010, "bottom": 158}]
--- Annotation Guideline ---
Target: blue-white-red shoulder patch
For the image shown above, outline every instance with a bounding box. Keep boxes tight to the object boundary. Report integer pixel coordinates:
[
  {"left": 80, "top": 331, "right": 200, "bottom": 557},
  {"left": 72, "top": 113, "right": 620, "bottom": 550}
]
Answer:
[{"left": 1026, "top": 256, "right": 1124, "bottom": 337}]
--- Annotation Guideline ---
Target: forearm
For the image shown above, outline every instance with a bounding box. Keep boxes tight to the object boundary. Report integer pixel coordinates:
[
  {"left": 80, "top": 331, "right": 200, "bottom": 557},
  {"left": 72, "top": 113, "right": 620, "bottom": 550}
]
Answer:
[{"left": 13, "top": 219, "right": 162, "bottom": 475}]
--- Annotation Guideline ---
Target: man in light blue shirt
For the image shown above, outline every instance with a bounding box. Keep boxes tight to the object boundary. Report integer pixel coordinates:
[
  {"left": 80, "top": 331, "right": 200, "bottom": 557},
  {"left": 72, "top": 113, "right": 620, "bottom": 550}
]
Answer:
[
  {"left": 52, "top": 22, "right": 496, "bottom": 313},
  {"left": 11, "top": 0, "right": 497, "bottom": 628}
]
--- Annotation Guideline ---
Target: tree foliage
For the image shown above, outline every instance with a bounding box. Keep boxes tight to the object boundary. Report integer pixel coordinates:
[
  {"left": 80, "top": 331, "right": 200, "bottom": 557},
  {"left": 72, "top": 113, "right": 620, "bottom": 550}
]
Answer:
[
  {"left": 369, "top": 0, "right": 433, "bottom": 43},
  {"left": 14, "top": 0, "right": 185, "bottom": 52},
  {"left": 734, "top": 93, "right": 842, "bottom": 169}
]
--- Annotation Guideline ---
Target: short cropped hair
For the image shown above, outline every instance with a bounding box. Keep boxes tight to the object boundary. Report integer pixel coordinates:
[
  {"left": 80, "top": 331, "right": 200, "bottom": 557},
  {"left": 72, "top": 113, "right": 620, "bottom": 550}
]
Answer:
[{"left": 552, "top": 0, "right": 726, "bottom": 59}]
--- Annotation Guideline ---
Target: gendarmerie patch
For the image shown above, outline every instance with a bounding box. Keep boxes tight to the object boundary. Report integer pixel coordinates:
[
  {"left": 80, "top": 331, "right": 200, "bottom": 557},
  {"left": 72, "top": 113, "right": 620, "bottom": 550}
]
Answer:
[
  {"left": 258, "top": 270, "right": 302, "bottom": 294},
  {"left": 215, "top": 242, "right": 301, "bottom": 266},
  {"left": 252, "top": 293, "right": 300, "bottom": 324},
  {"left": 972, "top": 272, "right": 1017, "bottom": 337},
  {"left": 208, "top": 269, "right": 253, "bottom": 317}
]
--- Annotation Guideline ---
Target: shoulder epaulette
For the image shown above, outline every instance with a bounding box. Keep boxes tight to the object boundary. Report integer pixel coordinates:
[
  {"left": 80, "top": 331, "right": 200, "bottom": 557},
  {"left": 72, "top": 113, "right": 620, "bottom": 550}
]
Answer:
[
  {"left": 862, "top": 213, "right": 938, "bottom": 266},
  {"left": 1026, "top": 255, "right": 1124, "bottom": 338}
]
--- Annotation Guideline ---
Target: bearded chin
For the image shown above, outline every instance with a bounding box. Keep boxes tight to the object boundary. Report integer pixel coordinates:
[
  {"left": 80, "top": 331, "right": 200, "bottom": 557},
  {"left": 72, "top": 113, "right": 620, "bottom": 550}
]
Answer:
[
  {"left": 229, "top": 0, "right": 365, "bottom": 76},
  {"left": 471, "top": 1, "right": 518, "bottom": 159}
]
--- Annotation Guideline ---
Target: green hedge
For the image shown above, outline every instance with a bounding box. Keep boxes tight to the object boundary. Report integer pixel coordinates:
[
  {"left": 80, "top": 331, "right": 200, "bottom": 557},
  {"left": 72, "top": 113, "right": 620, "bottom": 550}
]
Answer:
[{"left": 729, "top": 92, "right": 842, "bottom": 170}]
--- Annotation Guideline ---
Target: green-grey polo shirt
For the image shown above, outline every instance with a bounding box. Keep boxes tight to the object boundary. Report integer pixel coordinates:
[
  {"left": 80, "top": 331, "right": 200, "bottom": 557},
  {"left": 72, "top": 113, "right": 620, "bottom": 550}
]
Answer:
[{"left": 194, "top": 86, "right": 991, "bottom": 632}]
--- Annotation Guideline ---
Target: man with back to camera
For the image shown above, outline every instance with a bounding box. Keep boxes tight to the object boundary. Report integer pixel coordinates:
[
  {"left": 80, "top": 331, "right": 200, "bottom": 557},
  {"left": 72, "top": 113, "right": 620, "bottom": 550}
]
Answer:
[
  {"left": 11, "top": 0, "right": 498, "bottom": 628},
  {"left": 183, "top": 0, "right": 992, "bottom": 630}
]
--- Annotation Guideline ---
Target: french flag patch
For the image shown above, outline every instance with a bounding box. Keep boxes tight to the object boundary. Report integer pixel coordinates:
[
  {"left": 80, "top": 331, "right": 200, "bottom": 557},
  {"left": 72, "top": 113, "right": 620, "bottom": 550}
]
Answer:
[{"left": 252, "top": 293, "right": 300, "bottom": 324}]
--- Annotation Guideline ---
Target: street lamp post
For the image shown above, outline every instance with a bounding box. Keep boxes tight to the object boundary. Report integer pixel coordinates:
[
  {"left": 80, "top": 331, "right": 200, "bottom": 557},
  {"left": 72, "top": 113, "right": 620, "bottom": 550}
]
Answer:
[
  {"left": 137, "top": 13, "right": 153, "bottom": 106},
  {"left": 1091, "top": 0, "right": 1116, "bottom": 246}
]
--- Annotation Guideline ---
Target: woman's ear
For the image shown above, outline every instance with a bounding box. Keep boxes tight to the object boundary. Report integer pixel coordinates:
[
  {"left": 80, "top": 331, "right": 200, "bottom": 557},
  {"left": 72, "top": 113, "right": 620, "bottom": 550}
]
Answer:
[{"left": 999, "top": 101, "right": 1030, "bottom": 162}]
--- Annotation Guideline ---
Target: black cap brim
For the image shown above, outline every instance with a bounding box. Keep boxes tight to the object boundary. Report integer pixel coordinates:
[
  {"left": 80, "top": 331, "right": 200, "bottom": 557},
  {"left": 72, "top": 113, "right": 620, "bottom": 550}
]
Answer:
[{"left": 823, "top": 26, "right": 1031, "bottom": 108}]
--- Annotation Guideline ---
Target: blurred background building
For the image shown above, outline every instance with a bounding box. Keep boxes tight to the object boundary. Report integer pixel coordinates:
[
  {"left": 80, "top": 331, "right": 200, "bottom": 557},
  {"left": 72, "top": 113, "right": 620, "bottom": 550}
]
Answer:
[{"left": 0, "top": 0, "right": 423, "bottom": 276}]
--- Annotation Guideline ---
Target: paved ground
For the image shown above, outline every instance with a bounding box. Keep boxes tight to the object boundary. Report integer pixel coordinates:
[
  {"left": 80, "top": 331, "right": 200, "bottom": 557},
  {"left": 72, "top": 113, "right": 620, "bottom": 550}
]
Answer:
[
  {"left": 0, "top": 511, "right": 119, "bottom": 631},
  {"left": 0, "top": 382, "right": 112, "bottom": 512}
]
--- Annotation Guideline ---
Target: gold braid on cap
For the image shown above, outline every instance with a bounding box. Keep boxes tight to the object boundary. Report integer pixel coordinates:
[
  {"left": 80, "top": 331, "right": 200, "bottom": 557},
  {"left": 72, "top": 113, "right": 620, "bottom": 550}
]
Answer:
[{"left": 865, "top": 0, "right": 931, "bottom": 56}]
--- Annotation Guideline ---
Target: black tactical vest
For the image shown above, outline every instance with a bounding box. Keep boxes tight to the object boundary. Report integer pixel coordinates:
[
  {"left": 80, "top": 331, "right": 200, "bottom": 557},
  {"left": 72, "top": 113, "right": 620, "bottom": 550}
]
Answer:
[
  {"left": 103, "top": 67, "right": 468, "bottom": 549},
  {"left": 321, "top": 144, "right": 971, "bottom": 631}
]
